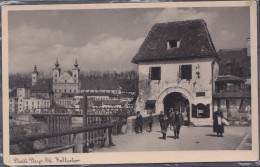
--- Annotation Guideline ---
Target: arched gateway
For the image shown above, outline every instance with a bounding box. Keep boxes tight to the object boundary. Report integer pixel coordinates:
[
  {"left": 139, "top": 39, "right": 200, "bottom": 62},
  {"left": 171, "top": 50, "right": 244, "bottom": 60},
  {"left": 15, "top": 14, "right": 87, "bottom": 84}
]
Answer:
[{"left": 156, "top": 87, "right": 194, "bottom": 124}]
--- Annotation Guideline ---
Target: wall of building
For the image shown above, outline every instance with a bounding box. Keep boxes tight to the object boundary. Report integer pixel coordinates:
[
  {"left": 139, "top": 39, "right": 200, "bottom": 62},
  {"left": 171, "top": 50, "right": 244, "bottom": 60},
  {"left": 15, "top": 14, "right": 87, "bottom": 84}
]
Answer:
[
  {"left": 136, "top": 58, "right": 218, "bottom": 125},
  {"left": 23, "top": 98, "right": 51, "bottom": 113}
]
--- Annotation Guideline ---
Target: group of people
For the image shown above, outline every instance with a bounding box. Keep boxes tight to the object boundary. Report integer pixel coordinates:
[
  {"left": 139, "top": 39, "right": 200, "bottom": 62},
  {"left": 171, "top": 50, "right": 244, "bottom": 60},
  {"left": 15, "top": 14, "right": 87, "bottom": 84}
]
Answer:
[
  {"left": 159, "top": 108, "right": 184, "bottom": 140},
  {"left": 135, "top": 109, "right": 226, "bottom": 140}
]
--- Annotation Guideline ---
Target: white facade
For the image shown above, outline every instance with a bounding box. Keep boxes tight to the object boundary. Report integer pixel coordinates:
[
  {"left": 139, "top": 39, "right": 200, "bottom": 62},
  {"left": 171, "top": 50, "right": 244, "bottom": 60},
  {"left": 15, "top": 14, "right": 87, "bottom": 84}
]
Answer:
[
  {"left": 53, "top": 60, "right": 80, "bottom": 99},
  {"left": 23, "top": 98, "right": 51, "bottom": 113},
  {"left": 136, "top": 58, "right": 219, "bottom": 126}
]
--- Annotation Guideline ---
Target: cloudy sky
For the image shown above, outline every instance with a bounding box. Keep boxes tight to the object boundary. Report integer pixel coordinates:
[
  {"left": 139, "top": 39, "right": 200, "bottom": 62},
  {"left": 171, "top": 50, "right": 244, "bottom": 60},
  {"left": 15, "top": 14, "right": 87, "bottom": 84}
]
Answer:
[{"left": 8, "top": 7, "right": 249, "bottom": 74}]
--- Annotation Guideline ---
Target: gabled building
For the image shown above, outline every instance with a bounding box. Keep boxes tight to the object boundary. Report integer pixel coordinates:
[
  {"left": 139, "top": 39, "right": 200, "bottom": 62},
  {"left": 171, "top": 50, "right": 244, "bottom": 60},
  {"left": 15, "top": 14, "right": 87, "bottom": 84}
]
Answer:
[{"left": 132, "top": 19, "right": 219, "bottom": 126}]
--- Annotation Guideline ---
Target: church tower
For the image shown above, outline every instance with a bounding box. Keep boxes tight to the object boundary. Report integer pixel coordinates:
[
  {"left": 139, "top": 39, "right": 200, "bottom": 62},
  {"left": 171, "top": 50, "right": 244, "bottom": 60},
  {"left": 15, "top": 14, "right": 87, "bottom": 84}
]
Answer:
[
  {"left": 32, "top": 65, "right": 39, "bottom": 86},
  {"left": 53, "top": 59, "right": 61, "bottom": 83},
  {"left": 72, "top": 59, "right": 80, "bottom": 83}
]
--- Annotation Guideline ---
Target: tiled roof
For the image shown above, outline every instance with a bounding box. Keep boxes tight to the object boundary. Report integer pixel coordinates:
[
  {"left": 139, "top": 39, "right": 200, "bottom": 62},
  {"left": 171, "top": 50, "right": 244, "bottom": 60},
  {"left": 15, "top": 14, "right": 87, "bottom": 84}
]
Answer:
[
  {"left": 81, "top": 79, "right": 121, "bottom": 90},
  {"left": 132, "top": 19, "right": 218, "bottom": 63},
  {"left": 216, "top": 75, "right": 244, "bottom": 83},
  {"left": 217, "top": 48, "right": 250, "bottom": 76},
  {"left": 213, "top": 91, "right": 251, "bottom": 98},
  {"left": 31, "top": 79, "right": 52, "bottom": 93}
]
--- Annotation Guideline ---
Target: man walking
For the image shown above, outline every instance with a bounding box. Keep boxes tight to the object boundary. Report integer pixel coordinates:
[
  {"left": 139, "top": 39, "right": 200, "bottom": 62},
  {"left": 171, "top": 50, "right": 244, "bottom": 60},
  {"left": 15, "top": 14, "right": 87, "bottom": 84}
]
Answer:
[{"left": 170, "top": 109, "right": 184, "bottom": 139}]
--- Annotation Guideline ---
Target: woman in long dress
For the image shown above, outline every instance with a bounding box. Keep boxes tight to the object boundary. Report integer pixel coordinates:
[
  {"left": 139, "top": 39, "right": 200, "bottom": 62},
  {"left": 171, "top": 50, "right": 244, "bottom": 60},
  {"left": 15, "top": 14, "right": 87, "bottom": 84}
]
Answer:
[{"left": 213, "top": 110, "right": 224, "bottom": 137}]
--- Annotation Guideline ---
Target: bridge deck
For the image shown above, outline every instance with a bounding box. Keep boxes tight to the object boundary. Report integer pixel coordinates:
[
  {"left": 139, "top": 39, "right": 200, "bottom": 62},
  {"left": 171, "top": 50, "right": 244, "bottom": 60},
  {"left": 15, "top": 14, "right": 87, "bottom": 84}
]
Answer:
[{"left": 94, "top": 125, "right": 251, "bottom": 152}]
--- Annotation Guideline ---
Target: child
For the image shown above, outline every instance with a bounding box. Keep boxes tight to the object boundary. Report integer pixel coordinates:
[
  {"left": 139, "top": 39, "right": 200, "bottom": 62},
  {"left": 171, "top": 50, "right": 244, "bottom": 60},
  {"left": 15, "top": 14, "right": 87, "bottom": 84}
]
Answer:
[{"left": 161, "top": 115, "right": 169, "bottom": 140}]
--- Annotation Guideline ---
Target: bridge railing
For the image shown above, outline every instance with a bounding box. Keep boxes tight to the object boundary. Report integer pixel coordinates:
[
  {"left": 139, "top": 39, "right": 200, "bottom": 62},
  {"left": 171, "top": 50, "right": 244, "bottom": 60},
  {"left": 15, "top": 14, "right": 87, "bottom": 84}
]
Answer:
[{"left": 10, "top": 123, "right": 114, "bottom": 154}]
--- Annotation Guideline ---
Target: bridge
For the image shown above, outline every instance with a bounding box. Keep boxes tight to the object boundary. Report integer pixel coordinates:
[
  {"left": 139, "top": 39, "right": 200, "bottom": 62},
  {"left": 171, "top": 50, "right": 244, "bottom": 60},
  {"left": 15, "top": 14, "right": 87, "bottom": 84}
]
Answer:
[{"left": 10, "top": 105, "right": 135, "bottom": 154}]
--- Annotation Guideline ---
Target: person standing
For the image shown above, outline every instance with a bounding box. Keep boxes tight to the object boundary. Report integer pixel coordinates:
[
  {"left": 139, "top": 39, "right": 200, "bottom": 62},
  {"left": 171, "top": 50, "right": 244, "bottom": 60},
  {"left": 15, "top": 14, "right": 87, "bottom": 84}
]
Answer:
[
  {"left": 135, "top": 111, "right": 143, "bottom": 134},
  {"left": 161, "top": 115, "right": 169, "bottom": 140},
  {"left": 148, "top": 113, "right": 153, "bottom": 132},
  {"left": 158, "top": 111, "right": 164, "bottom": 130},
  {"left": 170, "top": 109, "right": 184, "bottom": 139},
  {"left": 213, "top": 110, "right": 224, "bottom": 137}
]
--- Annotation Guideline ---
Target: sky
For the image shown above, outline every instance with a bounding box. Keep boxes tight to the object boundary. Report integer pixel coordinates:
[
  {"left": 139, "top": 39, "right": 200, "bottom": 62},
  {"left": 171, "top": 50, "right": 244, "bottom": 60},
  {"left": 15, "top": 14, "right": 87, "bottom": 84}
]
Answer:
[{"left": 8, "top": 7, "right": 250, "bottom": 74}]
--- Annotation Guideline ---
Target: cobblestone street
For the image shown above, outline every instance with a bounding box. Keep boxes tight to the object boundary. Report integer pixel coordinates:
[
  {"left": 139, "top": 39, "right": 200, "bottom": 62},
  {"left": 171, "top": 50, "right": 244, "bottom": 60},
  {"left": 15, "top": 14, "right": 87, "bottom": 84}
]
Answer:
[{"left": 95, "top": 126, "right": 251, "bottom": 152}]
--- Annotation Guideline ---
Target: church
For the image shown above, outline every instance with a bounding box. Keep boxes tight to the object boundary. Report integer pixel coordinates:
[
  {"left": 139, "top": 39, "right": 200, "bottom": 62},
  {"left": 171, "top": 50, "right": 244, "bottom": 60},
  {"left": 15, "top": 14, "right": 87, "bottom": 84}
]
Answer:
[
  {"left": 132, "top": 19, "right": 219, "bottom": 126},
  {"left": 52, "top": 59, "right": 80, "bottom": 99}
]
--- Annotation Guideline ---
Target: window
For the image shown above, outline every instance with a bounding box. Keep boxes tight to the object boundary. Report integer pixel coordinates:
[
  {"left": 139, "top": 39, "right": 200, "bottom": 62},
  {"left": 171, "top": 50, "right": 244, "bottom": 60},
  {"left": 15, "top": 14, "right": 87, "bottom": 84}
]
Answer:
[
  {"left": 149, "top": 67, "right": 161, "bottom": 80},
  {"left": 74, "top": 74, "right": 76, "bottom": 78},
  {"left": 65, "top": 80, "right": 67, "bottom": 83},
  {"left": 192, "top": 103, "right": 210, "bottom": 118},
  {"left": 55, "top": 79, "right": 57, "bottom": 83},
  {"left": 167, "top": 40, "right": 180, "bottom": 49},
  {"left": 74, "top": 79, "right": 77, "bottom": 82},
  {"left": 179, "top": 65, "right": 192, "bottom": 80}
]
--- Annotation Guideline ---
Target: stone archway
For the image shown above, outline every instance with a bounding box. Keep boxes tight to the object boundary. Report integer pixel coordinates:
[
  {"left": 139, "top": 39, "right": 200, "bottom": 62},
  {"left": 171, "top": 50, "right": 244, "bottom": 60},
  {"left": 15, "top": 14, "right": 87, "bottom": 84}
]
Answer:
[{"left": 156, "top": 87, "right": 194, "bottom": 116}]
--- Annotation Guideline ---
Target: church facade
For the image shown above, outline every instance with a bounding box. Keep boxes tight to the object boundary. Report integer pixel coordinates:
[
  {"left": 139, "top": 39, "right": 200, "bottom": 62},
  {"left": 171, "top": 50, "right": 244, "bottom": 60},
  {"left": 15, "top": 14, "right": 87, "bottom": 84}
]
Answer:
[
  {"left": 132, "top": 19, "right": 219, "bottom": 126},
  {"left": 52, "top": 60, "right": 80, "bottom": 99}
]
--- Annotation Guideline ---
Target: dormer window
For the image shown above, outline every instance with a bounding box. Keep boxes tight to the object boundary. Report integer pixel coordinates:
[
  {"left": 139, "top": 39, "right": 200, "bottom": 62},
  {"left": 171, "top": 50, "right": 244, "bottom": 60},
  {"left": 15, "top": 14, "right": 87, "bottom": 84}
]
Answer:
[{"left": 167, "top": 40, "right": 180, "bottom": 50}]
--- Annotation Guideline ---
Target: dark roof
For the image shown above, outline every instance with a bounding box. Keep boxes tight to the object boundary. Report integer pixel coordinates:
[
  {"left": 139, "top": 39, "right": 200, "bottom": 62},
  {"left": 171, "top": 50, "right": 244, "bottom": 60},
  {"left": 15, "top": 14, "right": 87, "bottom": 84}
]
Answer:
[
  {"left": 132, "top": 19, "right": 217, "bottom": 64},
  {"left": 93, "top": 101, "right": 103, "bottom": 106},
  {"left": 9, "top": 78, "right": 31, "bottom": 89},
  {"left": 216, "top": 75, "right": 244, "bottom": 83},
  {"left": 85, "top": 92, "right": 114, "bottom": 96},
  {"left": 31, "top": 79, "right": 52, "bottom": 93},
  {"left": 81, "top": 79, "right": 121, "bottom": 90},
  {"left": 217, "top": 48, "right": 250, "bottom": 76},
  {"left": 103, "top": 100, "right": 121, "bottom": 105},
  {"left": 213, "top": 91, "right": 251, "bottom": 98},
  {"left": 9, "top": 88, "right": 17, "bottom": 97}
]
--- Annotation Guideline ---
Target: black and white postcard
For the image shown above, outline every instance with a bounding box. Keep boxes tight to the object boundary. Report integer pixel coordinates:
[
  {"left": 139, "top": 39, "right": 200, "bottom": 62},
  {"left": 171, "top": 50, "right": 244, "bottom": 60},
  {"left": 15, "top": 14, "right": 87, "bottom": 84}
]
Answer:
[{"left": 2, "top": 1, "right": 258, "bottom": 165}]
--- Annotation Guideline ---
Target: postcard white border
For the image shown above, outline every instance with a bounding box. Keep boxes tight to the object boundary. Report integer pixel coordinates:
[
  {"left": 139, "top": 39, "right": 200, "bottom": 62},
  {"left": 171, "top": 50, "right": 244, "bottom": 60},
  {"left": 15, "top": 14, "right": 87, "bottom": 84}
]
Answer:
[{"left": 2, "top": 1, "right": 259, "bottom": 165}]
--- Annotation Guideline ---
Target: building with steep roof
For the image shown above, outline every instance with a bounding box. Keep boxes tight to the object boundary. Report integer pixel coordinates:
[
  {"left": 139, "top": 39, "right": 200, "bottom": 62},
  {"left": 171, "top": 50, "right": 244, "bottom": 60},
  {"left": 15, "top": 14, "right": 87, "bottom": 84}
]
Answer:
[{"left": 132, "top": 19, "right": 219, "bottom": 126}]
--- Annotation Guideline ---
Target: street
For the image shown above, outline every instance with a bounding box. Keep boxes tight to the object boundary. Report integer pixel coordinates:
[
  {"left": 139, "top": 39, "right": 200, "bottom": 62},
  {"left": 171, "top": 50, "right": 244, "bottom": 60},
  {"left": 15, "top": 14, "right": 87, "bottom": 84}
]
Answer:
[{"left": 95, "top": 126, "right": 251, "bottom": 152}]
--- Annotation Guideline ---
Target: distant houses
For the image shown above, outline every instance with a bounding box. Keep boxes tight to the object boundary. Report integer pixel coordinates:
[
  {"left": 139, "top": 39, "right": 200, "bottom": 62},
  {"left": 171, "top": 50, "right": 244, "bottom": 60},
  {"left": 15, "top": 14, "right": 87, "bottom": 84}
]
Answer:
[{"left": 9, "top": 61, "right": 137, "bottom": 113}]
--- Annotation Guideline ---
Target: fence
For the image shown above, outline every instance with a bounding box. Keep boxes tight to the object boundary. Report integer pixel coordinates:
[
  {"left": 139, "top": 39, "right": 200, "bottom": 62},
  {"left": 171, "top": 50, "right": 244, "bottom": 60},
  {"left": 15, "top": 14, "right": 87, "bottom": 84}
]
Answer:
[{"left": 10, "top": 123, "right": 114, "bottom": 154}]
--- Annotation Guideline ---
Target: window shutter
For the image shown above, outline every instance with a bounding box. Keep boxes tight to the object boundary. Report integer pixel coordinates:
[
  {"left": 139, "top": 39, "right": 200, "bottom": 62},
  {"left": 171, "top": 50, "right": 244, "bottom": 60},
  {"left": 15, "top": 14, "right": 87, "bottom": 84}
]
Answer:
[
  {"left": 192, "top": 104, "right": 197, "bottom": 118},
  {"left": 188, "top": 65, "right": 192, "bottom": 79},
  {"left": 159, "top": 67, "right": 161, "bottom": 80},
  {"left": 179, "top": 65, "right": 182, "bottom": 79},
  {"left": 205, "top": 104, "right": 210, "bottom": 118},
  {"left": 149, "top": 67, "right": 152, "bottom": 81}
]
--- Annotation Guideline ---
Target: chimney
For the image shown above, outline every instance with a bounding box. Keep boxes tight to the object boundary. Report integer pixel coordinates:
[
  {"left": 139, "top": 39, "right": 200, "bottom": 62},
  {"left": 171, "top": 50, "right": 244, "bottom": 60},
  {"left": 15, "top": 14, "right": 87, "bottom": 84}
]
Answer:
[{"left": 246, "top": 38, "right": 250, "bottom": 56}]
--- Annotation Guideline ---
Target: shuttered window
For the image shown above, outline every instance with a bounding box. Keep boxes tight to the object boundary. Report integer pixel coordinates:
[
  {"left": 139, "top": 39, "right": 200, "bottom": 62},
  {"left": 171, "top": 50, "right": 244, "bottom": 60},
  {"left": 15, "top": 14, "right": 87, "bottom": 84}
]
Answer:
[
  {"left": 149, "top": 67, "right": 161, "bottom": 80},
  {"left": 179, "top": 65, "right": 192, "bottom": 80},
  {"left": 192, "top": 104, "right": 210, "bottom": 118}
]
